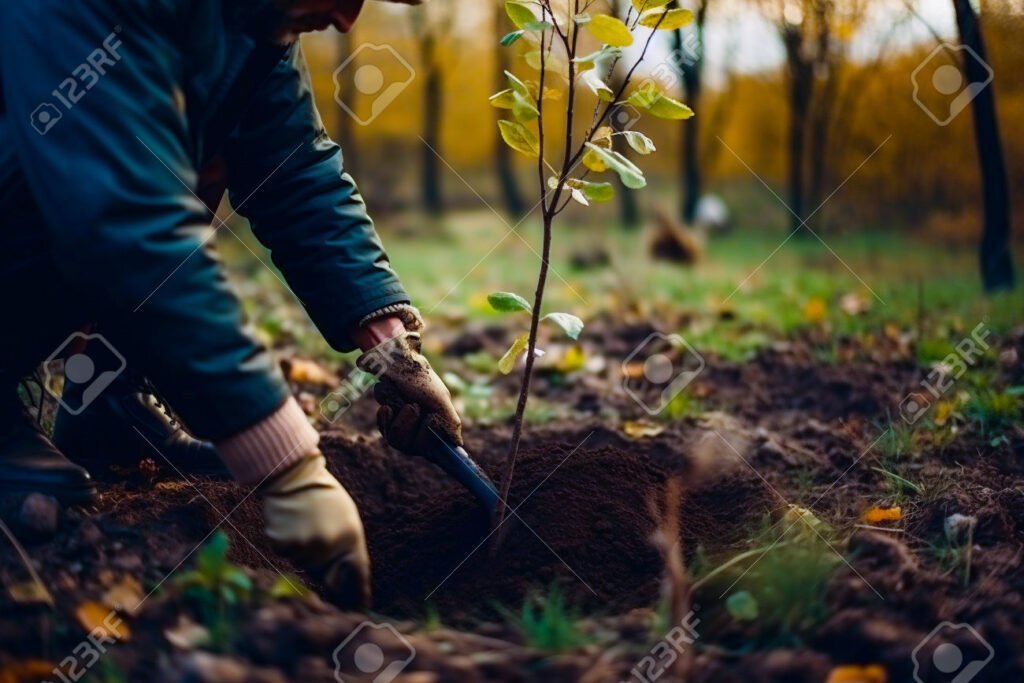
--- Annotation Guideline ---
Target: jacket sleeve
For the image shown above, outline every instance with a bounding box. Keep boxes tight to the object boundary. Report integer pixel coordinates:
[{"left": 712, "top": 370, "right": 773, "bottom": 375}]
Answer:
[
  {"left": 223, "top": 44, "right": 410, "bottom": 353},
  {"left": 0, "top": 2, "right": 289, "bottom": 440}
]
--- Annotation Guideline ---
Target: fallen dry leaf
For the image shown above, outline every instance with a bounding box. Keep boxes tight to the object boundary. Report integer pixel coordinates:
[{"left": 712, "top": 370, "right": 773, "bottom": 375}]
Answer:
[
  {"left": 102, "top": 575, "right": 143, "bottom": 616},
  {"left": 74, "top": 600, "right": 130, "bottom": 642},
  {"left": 803, "top": 297, "right": 827, "bottom": 324},
  {"left": 6, "top": 580, "right": 53, "bottom": 606},
  {"left": 0, "top": 659, "right": 58, "bottom": 683},
  {"left": 281, "top": 357, "right": 339, "bottom": 388},
  {"left": 863, "top": 506, "right": 902, "bottom": 524},
  {"left": 622, "top": 420, "right": 665, "bottom": 438},
  {"left": 825, "top": 664, "right": 887, "bottom": 683},
  {"left": 839, "top": 292, "right": 870, "bottom": 316}
]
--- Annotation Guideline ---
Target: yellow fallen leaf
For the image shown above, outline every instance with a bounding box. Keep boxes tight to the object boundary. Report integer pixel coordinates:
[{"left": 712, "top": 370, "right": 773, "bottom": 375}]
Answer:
[
  {"left": 862, "top": 506, "right": 902, "bottom": 524},
  {"left": 555, "top": 345, "right": 586, "bottom": 373},
  {"left": 803, "top": 297, "right": 827, "bottom": 323},
  {"left": 102, "top": 575, "right": 143, "bottom": 616},
  {"left": 75, "top": 601, "right": 130, "bottom": 642},
  {"left": 281, "top": 357, "right": 339, "bottom": 389},
  {"left": 825, "top": 664, "right": 887, "bottom": 683},
  {"left": 7, "top": 580, "right": 53, "bottom": 606},
  {"left": 622, "top": 420, "right": 664, "bottom": 439}
]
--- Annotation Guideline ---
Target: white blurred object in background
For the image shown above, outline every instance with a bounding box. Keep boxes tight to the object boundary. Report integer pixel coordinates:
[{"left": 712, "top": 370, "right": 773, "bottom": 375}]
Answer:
[{"left": 694, "top": 194, "right": 730, "bottom": 234}]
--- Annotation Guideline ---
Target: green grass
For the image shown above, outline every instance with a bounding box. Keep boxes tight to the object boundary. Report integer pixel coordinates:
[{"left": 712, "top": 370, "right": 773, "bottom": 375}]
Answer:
[
  {"left": 499, "top": 583, "right": 591, "bottom": 652},
  {"left": 218, "top": 204, "right": 1023, "bottom": 368}
]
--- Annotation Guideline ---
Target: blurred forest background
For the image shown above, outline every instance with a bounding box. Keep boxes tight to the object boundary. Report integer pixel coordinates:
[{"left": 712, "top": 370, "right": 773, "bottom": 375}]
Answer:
[{"left": 295, "top": 0, "right": 1022, "bottom": 260}]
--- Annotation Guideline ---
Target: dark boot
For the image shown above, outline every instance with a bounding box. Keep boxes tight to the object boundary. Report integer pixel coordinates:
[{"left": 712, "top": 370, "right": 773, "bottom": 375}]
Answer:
[
  {"left": 53, "top": 375, "right": 226, "bottom": 478},
  {"left": 0, "top": 398, "right": 97, "bottom": 505}
]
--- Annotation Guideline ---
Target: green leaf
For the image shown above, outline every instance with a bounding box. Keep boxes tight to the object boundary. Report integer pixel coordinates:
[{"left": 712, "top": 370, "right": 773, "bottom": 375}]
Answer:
[
  {"left": 512, "top": 90, "right": 539, "bottom": 122},
  {"left": 504, "top": 70, "right": 531, "bottom": 97},
  {"left": 630, "top": 0, "right": 672, "bottom": 11},
  {"left": 586, "top": 15, "right": 633, "bottom": 47},
  {"left": 270, "top": 574, "right": 312, "bottom": 599},
  {"left": 488, "top": 291, "right": 533, "bottom": 313},
  {"left": 543, "top": 312, "right": 584, "bottom": 339},
  {"left": 489, "top": 88, "right": 515, "bottom": 108},
  {"left": 197, "top": 531, "right": 229, "bottom": 576},
  {"left": 571, "top": 179, "right": 614, "bottom": 202},
  {"left": 505, "top": 1, "right": 536, "bottom": 29},
  {"left": 549, "top": 176, "right": 614, "bottom": 203},
  {"left": 726, "top": 591, "right": 759, "bottom": 621},
  {"left": 638, "top": 7, "right": 694, "bottom": 29},
  {"left": 500, "top": 30, "right": 525, "bottom": 46},
  {"left": 627, "top": 83, "right": 694, "bottom": 120},
  {"left": 498, "top": 120, "right": 540, "bottom": 158},
  {"left": 498, "top": 334, "right": 530, "bottom": 374},
  {"left": 582, "top": 142, "right": 646, "bottom": 188},
  {"left": 623, "top": 130, "right": 656, "bottom": 155},
  {"left": 523, "top": 20, "right": 553, "bottom": 31}
]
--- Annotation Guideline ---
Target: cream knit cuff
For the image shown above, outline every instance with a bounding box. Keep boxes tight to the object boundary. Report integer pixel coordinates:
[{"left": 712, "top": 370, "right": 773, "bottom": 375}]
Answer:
[{"left": 215, "top": 397, "right": 319, "bottom": 486}]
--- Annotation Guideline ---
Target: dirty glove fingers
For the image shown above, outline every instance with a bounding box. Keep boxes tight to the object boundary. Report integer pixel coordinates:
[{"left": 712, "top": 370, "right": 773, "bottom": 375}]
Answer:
[
  {"left": 322, "top": 548, "right": 372, "bottom": 610},
  {"left": 385, "top": 403, "right": 422, "bottom": 453},
  {"left": 261, "top": 454, "right": 371, "bottom": 609}
]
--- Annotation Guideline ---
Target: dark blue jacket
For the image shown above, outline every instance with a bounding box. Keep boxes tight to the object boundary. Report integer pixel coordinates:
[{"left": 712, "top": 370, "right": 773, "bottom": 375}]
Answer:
[{"left": 0, "top": 0, "right": 408, "bottom": 439}]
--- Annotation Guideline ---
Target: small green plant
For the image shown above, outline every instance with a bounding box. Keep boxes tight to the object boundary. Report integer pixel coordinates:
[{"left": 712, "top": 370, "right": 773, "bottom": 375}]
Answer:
[
  {"left": 964, "top": 387, "right": 1022, "bottom": 442},
  {"left": 174, "top": 530, "right": 253, "bottom": 650},
  {"left": 489, "top": 0, "right": 694, "bottom": 531},
  {"left": 875, "top": 420, "right": 920, "bottom": 466},
  {"left": 500, "top": 583, "right": 591, "bottom": 652},
  {"left": 694, "top": 507, "right": 841, "bottom": 646}
]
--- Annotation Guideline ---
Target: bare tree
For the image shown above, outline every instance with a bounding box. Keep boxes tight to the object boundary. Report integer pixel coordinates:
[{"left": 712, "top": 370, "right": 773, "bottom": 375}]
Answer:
[
  {"left": 411, "top": 2, "right": 455, "bottom": 216},
  {"left": 952, "top": 0, "right": 1014, "bottom": 291},
  {"left": 494, "top": 0, "right": 527, "bottom": 217},
  {"left": 672, "top": 0, "right": 710, "bottom": 224}
]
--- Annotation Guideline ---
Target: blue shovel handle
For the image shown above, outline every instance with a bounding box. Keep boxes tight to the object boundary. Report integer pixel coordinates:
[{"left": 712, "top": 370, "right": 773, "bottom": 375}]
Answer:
[{"left": 426, "top": 432, "right": 500, "bottom": 516}]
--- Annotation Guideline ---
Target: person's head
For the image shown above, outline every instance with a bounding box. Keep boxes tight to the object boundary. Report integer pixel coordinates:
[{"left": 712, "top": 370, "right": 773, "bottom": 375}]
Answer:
[{"left": 273, "top": 0, "right": 423, "bottom": 42}]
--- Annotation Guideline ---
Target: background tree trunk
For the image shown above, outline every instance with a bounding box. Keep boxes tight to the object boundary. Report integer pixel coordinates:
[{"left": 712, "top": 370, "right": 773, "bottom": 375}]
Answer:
[
  {"left": 610, "top": 0, "right": 641, "bottom": 229},
  {"left": 420, "top": 32, "right": 444, "bottom": 216},
  {"left": 952, "top": 0, "right": 1014, "bottom": 291},
  {"left": 494, "top": 1, "right": 527, "bottom": 217},
  {"left": 334, "top": 32, "right": 360, "bottom": 180},
  {"left": 782, "top": 25, "right": 812, "bottom": 235},
  {"left": 673, "top": 0, "right": 708, "bottom": 224}
]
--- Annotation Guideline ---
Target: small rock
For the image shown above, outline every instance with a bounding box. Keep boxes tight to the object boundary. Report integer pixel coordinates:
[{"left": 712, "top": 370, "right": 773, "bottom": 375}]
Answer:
[
  {"left": 999, "top": 347, "right": 1018, "bottom": 367},
  {"left": 78, "top": 518, "right": 104, "bottom": 545},
  {"left": 19, "top": 493, "right": 60, "bottom": 538}
]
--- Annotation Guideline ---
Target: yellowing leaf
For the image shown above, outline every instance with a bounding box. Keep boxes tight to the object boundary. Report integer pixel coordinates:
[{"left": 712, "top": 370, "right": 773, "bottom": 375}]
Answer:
[
  {"left": 489, "top": 88, "right": 516, "bottom": 109},
  {"left": 630, "top": 0, "right": 672, "bottom": 11},
  {"left": 283, "top": 357, "right": 339, "bottom": 389},
  {"left": 583, "top": 143, "right": 646, "bottom": 189},
  {"left": 622, "top": 419, "right": 664, "bottom": 438},
  {"left": 505, "top": 1, "right": 536, "bottom": 29},
  {"left": 556, "top": 345, "right": 587, "bottom": 373},
  {"left": 627, "top": 83, "right": 694, "bottom": 120},
  {"left": 582, "top": 147, "right": 609, "bottom": 172},
  {"left": 498, "top": 334, "right": 530, "bottom": 374},
  {"left": 498, "top": 120, "right": 540, "bottom": 158},
  {"left": 587, "top": 15, "right": 633, "bottom": 47},
  {"left": 75, "top": 601, "right": 130, "bottom": 641},
  {"left": 825, "top": 664, "right": 887, "bottom": 683},
  {"left": 863, "top": 506, "right": 902, "bottom": 524},
  {"left": 803, "top": 297, "right": 827, "bottom": 323},
  {"left": 638, "top": 7, "right": 694, "bottom": 29}
]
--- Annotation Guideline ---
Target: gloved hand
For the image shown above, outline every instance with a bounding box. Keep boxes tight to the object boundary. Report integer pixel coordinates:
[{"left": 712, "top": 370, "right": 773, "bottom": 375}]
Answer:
[
  {"left": 359, "top": 332, "right": 463, "bottom": 456},
  {"left": 261, "top": 452, "right": 370, "bottom": 609}
]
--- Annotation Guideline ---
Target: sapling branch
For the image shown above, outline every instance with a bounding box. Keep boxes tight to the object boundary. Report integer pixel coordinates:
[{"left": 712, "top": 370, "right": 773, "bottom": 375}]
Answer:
[{"left": 490, "top": 0, "right": 692, "bottom": 542}]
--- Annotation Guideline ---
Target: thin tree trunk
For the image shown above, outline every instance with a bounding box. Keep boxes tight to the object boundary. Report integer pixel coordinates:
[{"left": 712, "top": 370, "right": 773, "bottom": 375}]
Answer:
[
  {"left": 420, "top": 34, "right": 444, "bottom": 216},
  {"left": 673, "top": 0, "right": 706, "bottom": 224},
  {"left": 494, "top": 0, "right": 526, "bottom": 216},
  {"left": 335, "top": 32, "right": 360, "bottom": 180},
  {"left": 953, "top": 0, "right": 1014, "bottom": 291},
  {"left": 783, "top": 26, "right": 812, "bottom": 235}
]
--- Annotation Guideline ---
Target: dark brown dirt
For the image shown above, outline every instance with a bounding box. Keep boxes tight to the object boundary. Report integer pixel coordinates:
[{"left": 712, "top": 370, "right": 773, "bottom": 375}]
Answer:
[{"left": 2, "top": 329, "right": 1023, "bottom": 682}]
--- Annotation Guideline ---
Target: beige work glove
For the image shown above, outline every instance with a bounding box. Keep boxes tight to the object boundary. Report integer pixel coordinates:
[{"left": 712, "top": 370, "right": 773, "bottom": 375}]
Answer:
[
  {"left": 359, "top": 332, "right": 463, "bottom": 456},
  {"left": 262, "top": 452, "right": 371, "bottom": 609}
]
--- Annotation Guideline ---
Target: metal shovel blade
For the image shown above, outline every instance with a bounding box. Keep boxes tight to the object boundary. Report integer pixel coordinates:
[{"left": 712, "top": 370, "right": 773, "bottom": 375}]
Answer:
[{"left": 426, "top": 432, "right": 500, "bottom": 517}]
